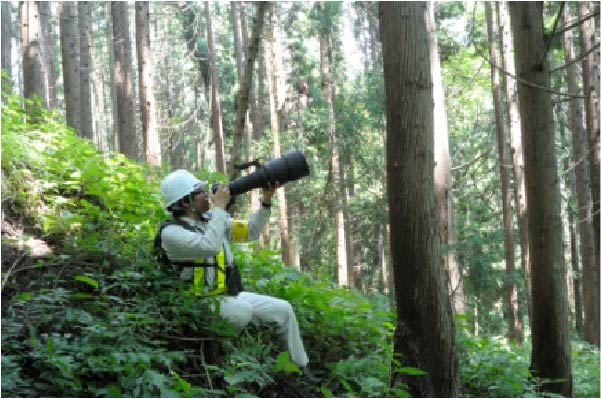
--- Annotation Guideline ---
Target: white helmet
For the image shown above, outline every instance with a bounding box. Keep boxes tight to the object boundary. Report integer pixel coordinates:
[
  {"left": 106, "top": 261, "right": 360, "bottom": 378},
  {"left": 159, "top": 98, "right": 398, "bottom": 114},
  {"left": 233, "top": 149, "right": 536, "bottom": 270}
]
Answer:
[{"left": 160, "top": 170, "right": 207, "bottom": 208}]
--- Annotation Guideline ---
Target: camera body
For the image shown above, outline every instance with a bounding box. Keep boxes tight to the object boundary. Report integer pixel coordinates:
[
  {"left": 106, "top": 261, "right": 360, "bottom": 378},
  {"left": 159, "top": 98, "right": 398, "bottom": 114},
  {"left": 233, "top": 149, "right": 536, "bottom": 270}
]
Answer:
[{"left": 212, "top": 150, "right": 310, "bottom": 196}]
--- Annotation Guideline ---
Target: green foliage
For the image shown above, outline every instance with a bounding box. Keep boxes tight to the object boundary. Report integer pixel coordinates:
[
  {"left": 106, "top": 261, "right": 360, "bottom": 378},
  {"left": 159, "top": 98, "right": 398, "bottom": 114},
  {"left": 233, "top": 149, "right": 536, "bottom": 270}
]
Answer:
[
  {"left": 457, "top": 326, "right": 600, "bottom": 398},
  {"left": 1, "top": 91, "right": 398, "bottom": 397},
  {"left": 572, "top": 341, "right": 601, "bottom": 398},
  {"left": 458, "top": 331, "right": 538, "bottom": 397}
]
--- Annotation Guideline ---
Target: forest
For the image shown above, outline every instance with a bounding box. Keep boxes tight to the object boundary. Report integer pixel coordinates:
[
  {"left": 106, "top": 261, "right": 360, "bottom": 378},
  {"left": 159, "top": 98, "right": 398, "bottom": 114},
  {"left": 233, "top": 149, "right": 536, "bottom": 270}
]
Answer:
[{"left": 1, "top": 1, "right": 600, "bottom": 398}]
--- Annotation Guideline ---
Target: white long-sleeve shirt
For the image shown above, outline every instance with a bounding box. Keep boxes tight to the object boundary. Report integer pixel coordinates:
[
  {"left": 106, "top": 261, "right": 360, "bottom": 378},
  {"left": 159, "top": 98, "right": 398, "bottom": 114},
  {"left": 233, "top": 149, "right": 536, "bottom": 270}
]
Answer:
[{"left": 161, "top": 207, "right": 271, "bottom": 279}]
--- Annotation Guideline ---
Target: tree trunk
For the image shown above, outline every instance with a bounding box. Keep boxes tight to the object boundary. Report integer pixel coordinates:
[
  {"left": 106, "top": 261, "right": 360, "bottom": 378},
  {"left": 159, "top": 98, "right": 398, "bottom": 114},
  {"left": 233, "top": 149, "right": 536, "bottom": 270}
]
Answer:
[
  {"left": 561, "top": 116, "right": 585, "bottom": 338},
  {"left": 2, "top": 2, "right": 11, "bottom": 80},
  {"left": 230, "top": 1, "right": 245, "bottom": 177},
  {"left": 22, "top": 1, "right": 49, "bottom": 115},
  {"left": 38, "top": 2, "right": 57, "bottom": 109},
  {"left": 319, "top": 3, "right": 348, "bottom": 286},
  {"left": 497, "top": 0, "right": 530, "bottom": 337},
  {"left": 78, "top": 1, "right": 94, "bottom": 141},
  {"left": 509, "top": 3, "right": 572, "bottom": 396},
  {"left": 230, "top": 2, "right": 267, "bottom": 181},
  {"left": 111, "top": 2, "right": 137, "bottom": 160},
  {"left": 429, "top": 2, "right": 465, "bottom": 316},
  {"left": 485, "top": 2, "right": 521, "bottom": 343},
  {"left": 136, "top": 1, "right": 161, "bottom": 166},
  {"left": 380, "top": 3, "right": 458, "bottom": 397},
  {"left": 205, "top": 2, "right": 226, "bottom": 175},
  {"left": 578, "top": 2, "right": 600, "bottom": 274},
  {"left": 266, "top": 4, "right": 291, "bottom": 267},
  {"left": 562, "top": 7, "right": 599, "bottom": 347},
  {"left": 106, "top": 2, "right": 119, "bottom": 151},
  {"left": 59, "top": 2, "right": 80, "bottom": 131}
]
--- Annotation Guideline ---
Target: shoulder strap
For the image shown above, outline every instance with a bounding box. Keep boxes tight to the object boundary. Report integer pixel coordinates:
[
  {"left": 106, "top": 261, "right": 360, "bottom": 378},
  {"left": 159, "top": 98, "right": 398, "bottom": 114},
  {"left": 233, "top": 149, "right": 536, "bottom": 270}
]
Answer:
[{"left": 154, "top": 219, "right": 209, "bottom": 268}]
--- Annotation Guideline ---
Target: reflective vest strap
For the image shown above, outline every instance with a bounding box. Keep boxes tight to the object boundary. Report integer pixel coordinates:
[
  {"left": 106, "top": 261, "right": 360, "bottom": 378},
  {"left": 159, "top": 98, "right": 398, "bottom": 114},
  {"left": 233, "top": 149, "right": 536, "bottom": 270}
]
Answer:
[
  {"left": 193, "top": 248, "right": 227, "bottom": 296},
  {"left": 231, "top": 220, "right": 250, "bottom": 242}
]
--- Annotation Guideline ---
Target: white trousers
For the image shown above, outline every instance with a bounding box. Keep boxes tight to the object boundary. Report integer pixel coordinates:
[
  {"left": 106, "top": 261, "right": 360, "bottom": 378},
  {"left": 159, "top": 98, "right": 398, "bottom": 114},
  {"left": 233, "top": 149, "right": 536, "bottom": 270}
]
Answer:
[{"left": 219, "top": 292, "right": 309, "bottom": 368}]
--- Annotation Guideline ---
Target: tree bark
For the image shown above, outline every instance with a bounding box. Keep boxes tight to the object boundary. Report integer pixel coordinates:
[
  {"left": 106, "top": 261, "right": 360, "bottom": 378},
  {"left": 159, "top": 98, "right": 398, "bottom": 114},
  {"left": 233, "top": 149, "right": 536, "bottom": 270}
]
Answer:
[
  {"left": 106, "top": 2, "right": 119, "bottom": 151},
  {"left": 485, "top": 2, "right": 521, "bottom": 343},
  {"left": 205, "top": 1, "right": 226, "bottom": 175},
  {"left": 497, "top": 0, "right": 531, "bottom": 337},
  {"left": 429, "top": 2, "right": 464, "bottom": 316},
  {"left": 578, "top": 2, "right": 601, "bottom": 346},
  {"left": 563, "top": 7, "right": 599, "bottom": 347},
  {"left": 578, "top": 2, "right": 600, "bottom": 274},
  {"left": 509, "top": 3, "right": 572, "bottom": 396},
  {"left": 78, "top": 1, "right": 94, "bottom": 141},
  {"left": 230, "top": 2, "right": 267, "bottom": 181},
  {"left": 380, "top": 3, "right": 458, "bottom": 397},
  {"left": 319, "top": 2, "right": 349, "bottom": 286},
  {"left": 136, "top": 1, "right": 161, "bottom": 166},
  {"left": 111, "top": 2, "right": 137, "bottom": 160},
  {"left": 22, "top": 1, "right": 49, "bottom": 115},
  {"left": 2, "top": 2, "right": 11, "bottom": 80},
  {"left": 38, "top": 2, "right": 57, "bottom": 109},
  {"left": 266, "top": 4, "right": 291, "bottom": 267},
  {"left": 561, "top": 117, "right": 585, "bottom": 338},
  {"left": 59, "top": 2, "right": 80, "bottom": 131}
]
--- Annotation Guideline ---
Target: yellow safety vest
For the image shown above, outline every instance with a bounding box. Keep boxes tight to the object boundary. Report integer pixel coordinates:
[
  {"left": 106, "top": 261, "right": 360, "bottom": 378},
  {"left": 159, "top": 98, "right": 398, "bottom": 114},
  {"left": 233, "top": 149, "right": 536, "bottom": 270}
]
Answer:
[
  {"left": 193, "top": 249, "right": 227, "bottom": 297},
  {"left": 192, "top": 220, "right": 249, "bottom": 297}
]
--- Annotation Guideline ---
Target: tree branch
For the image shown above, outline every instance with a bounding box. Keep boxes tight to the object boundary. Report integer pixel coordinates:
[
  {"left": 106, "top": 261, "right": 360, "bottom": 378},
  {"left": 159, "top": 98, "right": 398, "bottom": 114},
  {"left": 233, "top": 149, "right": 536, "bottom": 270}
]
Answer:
[
  {"left": 551, "top": 10, "right": 601, "bottom": 40},
  {"left": 538, "top": 2, "right": 565, "bottom": 64},
  {"left": 551, "top": 42, "right": 600, "bottom": 73},
  {"left": 469, "top": 2, "right": 585, "bottom": 99}
]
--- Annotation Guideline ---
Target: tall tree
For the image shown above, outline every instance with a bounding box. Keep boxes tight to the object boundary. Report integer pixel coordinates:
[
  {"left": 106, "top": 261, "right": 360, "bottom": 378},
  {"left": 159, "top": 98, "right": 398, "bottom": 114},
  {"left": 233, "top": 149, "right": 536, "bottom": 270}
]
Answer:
[
  {"left": 112, "top": 2, "right": 137, "bottom": 160},
  {"left": 429, "top": 2, "right": 464, "bottom": 315},
  {"left": 59, "top": 2, "right": 80, "bottom": 131},
  {"left": 136, "top": 1, "right": 161, "bottom": 166},
  {"left": 319, "top": 2, "right": 349, "bottom": 286},
  {"left": 560, "top": 114, "right": 585, "bottom": 337},
  {"left": 106, "top": 2, "right": 119, "bottom": 151},
  {"left": 563, "top": 6, "right": 599, "bottom": 348},
  {"left": 22, "top": 1, "right": 49, "bottom": 113},
  {"left": 205, "top": 1, "right": 226, "bottom": 175},
  {"left": 230, "top": 2, "right": 267, "bottom": 181},
  {"left": 1, "top": 2, "right": 11, "bottom": 80},
  {"left": 485, "top": 2, "right": 521, "bottom": 342},
  {"left": 497, "top": 0, "right": 531, "bottom": 330},
  {"left": 78, "top": 1, "right": 94, "bottom": 141},
  {"left": 38, "top": 2, "right": 57, "bottom": 108},
  {"left": 509, "top": 3, "right": 572, "bottom": 396},
  {"left": 380, "top": 3, "right": 458, "bottom": 396},
  {"left": 578, "top": 2, "right": 600, "bottom": 273},
  {"left": 266, "top": 4, "right": 292, "bottom": 267}
]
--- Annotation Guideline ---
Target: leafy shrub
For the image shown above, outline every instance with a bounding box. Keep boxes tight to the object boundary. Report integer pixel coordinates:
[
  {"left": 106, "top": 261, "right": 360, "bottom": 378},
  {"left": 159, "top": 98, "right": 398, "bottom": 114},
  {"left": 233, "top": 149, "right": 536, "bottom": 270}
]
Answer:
[
  {"left": 572, "top": 341, "right": 601, "bottom": 398},
  {"left": 2, "top": 91, "right": 398, "bottom": 397}
]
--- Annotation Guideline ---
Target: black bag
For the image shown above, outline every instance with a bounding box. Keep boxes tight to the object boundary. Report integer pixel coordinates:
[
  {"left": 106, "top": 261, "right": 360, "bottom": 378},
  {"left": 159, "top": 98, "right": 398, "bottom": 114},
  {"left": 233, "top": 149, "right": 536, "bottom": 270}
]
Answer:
[{"left": 225, "top": 263, "right": 244, "bottom": 296}]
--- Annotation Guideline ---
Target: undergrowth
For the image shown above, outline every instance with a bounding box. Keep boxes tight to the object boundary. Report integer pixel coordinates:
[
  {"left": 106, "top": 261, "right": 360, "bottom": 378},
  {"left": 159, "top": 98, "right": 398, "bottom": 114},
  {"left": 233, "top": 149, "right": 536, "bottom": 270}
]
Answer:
[
  {"left": 1, "top": 90, "right": 396, "bottom": 397},
  {"left": 2, "top": 88, "right": 599, "bottom": 398}
]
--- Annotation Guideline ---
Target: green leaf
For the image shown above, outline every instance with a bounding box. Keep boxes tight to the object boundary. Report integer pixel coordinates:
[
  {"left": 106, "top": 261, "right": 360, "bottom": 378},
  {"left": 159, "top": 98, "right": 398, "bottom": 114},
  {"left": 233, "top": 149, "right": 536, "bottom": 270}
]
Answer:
[
  {"left": 107, "top": 384, "right": 122, "bottom": 398},
  {"left": 320, "top": 386, "right": 334, "bottom": 398},
  {"left": 274, "top": 352, "right": 300, "bottom": 373},
  {"left": 397, "top": 366, "right": 428, "bottom": 376},
  {"left": 46, "top": 336, "right": 53, "bottom": 356},
  {"left": 74, "top": 275, "right": 99, "bottom": 289}
]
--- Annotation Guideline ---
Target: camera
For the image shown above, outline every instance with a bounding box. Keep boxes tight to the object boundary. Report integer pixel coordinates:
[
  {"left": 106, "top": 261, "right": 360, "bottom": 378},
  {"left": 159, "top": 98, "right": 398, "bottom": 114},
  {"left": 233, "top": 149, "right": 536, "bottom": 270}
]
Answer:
[{"left": 213, "top": 150, "right": 310, "bottom": 196}]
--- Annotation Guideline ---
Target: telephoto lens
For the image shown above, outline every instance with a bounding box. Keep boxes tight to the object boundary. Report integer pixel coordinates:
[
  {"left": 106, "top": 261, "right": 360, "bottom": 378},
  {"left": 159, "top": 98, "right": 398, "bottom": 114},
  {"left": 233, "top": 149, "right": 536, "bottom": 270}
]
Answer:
[{"left": 221, "top": 150, "right": 310, "bottom": 196}]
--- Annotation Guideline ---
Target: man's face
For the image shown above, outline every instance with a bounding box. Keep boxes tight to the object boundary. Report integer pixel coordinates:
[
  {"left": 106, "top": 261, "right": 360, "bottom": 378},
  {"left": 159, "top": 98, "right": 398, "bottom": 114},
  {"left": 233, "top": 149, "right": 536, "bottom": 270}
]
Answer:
[{"left": 191, "top": 189, "right": 210, "bottom": 214}]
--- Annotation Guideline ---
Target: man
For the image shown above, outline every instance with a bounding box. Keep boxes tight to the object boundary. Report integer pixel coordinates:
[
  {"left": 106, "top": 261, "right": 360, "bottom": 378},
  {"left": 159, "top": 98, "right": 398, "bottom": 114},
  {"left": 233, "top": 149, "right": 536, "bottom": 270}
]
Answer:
[{"left": 157, "top": 169, "right": 318, "bottom": 382}]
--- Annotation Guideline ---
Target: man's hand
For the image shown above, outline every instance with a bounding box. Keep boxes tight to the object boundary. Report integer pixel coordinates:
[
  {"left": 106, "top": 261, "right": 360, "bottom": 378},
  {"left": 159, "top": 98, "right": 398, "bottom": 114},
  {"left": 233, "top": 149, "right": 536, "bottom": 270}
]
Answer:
[
  {"left": 211, "top": 185, "right": 230, "bottom": 209},
  {"left": 262, "top": 181, "right": 281, "bottom": 204}
]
